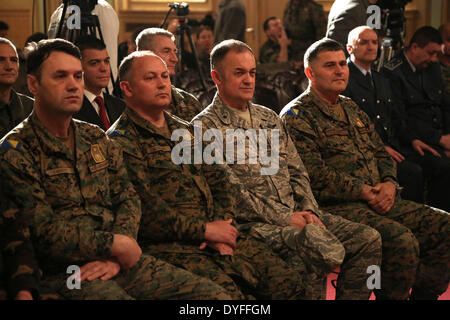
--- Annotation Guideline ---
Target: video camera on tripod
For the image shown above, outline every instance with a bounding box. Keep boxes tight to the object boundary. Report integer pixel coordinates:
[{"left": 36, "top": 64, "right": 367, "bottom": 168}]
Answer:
[
  {"left": 376, "top": 0, "right": 412, "bottom": 70},
  {"left": 169, "top": 2, "right": 190, "bottom": 17},
  {"left": 56, "top": 0, "right": 102, "bottom": 42},
  {"left": 161, "top": 2, "right": 208, "bottom": 92}
]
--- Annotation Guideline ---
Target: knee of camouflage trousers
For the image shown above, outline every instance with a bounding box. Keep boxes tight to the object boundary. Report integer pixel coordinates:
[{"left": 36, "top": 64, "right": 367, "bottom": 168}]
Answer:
[
  {"left": 375, "top": 227, "right": 420, "bottom": 300},
  {"left": 281, "top": 224, "right": 345, "bottom": 277}
]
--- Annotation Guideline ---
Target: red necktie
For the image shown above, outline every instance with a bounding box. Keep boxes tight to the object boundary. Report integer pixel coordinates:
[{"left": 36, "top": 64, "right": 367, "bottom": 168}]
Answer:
[{"left": 94, "top": 96, "right": 110, "bottom": 130}]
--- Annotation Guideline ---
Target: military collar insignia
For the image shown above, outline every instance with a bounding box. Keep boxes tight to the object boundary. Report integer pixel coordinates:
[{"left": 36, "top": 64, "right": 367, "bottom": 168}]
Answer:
[
  {"left": 91, "top": 144, "right": 106, "bottom": 163},
  {"left": 383, "top": 57, "right": 402, "bottom": 71}
]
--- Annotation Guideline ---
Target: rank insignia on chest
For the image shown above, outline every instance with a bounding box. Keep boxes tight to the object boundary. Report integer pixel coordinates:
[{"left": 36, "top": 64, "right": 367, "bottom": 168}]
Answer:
[{"left": 91, "top": 144, "right": 106, "bottom": 163}]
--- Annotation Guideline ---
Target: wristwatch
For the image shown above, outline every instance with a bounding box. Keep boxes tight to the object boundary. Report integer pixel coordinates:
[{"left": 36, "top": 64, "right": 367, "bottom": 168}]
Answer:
[{"left": 384, "top": 177, "right": 403, "bottom": 194}]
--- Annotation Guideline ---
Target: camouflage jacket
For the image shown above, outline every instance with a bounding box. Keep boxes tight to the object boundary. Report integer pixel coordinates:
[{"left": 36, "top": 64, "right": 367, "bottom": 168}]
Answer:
[
  {"left": 0, "top": 111, "right": 141, "bottom": 274},
  {"left": 192, "top": 93, "right": 320, "bottom": 228},
  {"left": 214, "top": 0, "right": 246, "bottom": 43},
  {"left": 107, "top": 107, "right": 236, "bottom": 251},
  {"left": 259, "top": 40, "right": 293, "bottom": 64},
  {"left": 283, "top": 0, "right": 327, "bottom": 60},
  {"left": 166, "top": 85, "right": 204, "bottom": 122},
  {"left": 0, "top": 200, "right": 40, "bottom": 299},
  {"left": 0, "top": 90, "right": 33, "bottom": 139},
  {"left": 441, "top": 61, "right": 450, "bottom": 96},
  {"left": 280, "top": 87, "right": 397, "bottom": 205}
]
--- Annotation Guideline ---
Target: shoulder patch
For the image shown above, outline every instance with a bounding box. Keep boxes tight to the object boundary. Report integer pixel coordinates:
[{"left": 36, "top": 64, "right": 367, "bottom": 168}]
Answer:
[
  {"left": 1, "top": 139, "right": 22, "bottom": 151},
  {"left": 285, "top": 108, "right": 301, "bottom": 117},
  {"left": 383, "top": 58, "right": 402, "bottom": 71},
  {"left": 108, "top": 129, "right": 128, "bottom": 137}
]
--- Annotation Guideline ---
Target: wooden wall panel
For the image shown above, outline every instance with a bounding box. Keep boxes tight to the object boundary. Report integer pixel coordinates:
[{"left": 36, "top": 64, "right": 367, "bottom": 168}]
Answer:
[
  {"left": 0, "top": 9, "right": 33, "bottom": 49},
  {"left": 0, "top": 1, "right": 443, "bottom": 57}
]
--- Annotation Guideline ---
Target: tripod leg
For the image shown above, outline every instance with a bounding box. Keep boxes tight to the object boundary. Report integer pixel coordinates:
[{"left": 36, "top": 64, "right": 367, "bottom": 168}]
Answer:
[
  {"left": 56, "top": 1, "right": 69, "bottom": 39},
  {"left": 185, "top": 27, "right": 207, "bottom": 92}
]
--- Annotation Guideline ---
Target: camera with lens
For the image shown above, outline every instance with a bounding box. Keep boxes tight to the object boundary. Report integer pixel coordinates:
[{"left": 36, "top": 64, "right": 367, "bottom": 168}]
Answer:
[
  {"left": 377, "top": 0, "right": 412, "bottom": 43},
  {"left": 377, "top": 0, "right": 412, "bottom": 10},
  {"left": 63, "top": 0, "right": 98, "bottom": 13},
  {"left": 169, "top": 2, "right": 190, "bottom": 17}
]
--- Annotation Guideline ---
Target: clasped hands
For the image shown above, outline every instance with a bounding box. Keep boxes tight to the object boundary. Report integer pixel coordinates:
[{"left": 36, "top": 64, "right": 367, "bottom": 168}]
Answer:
[
  {"left": 360, "top": 182, "right": 397, "bottom": 214},
  {"left": 200, "top": 219, "right": 238, "bottom": 256}
]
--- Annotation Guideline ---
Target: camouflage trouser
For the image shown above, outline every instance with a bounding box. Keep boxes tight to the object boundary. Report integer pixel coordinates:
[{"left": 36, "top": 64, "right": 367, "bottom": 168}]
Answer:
[
  {"left": 247, "top": 211, "right": 381, "bottom": 300},
  {"left": 40, "top": 254, "right": 231, "bottom": 300},
  {"left": 146, "top": 235, "right": 306, "bottom": 300},
  {"left": 321, "top": 211, "right": 382, "bottom": 300},
  {"left": 324, "top": 198, "right": 450, "bottom": 300}
]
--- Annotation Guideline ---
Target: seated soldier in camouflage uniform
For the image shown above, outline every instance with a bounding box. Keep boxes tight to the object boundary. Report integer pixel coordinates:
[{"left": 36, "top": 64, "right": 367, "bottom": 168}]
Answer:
[
  {"left": 193, "top": 40, "right": 382, "bottom": 300},
  {"left": 135, "top": 28, "right": 204, "bottom": 121},
  {"left": 280, "top": 38, "right": 450, "bottom": 300},
  {"left": 0, "top": 39, "right": 232, "bottom": 300},
  {"left": 260, "top": 17, "right": 292, "bottom": 64},
  {"left": 107, "top": 50, "right": 307, "bottom": 300},
  {"left": 283, "top": 0, "right": 327, "bottom": 62}
]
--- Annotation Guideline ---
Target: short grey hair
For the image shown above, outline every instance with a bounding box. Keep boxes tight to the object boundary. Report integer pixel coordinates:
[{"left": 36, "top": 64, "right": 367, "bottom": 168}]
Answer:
[
  {"left": 0, "top": 37, "right": 17, "bottom": 54},
  {"left": 119, "top": 50, "right": 166, "bottom": 82},
  {"left": 136, "top": 28, "right": 175, "bottom": 51},
  {"left": 210, "top": 39, "right": 254, "bottom": 71}
]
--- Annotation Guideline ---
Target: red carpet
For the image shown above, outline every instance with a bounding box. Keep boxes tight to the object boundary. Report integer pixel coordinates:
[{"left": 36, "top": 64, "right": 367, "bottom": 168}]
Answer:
[{"left": 326, "top": 270, "right": 450, "bottom": 300}]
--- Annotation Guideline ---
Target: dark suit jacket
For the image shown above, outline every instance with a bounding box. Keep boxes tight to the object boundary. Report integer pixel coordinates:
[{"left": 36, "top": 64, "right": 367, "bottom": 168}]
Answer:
[
  {"left": 382, "top": 52, "right": 450, "bottom": 151},
  {"left": 343, "top": 59, "right": 402, "bottom": 151},
  {"left": 74, "top": 93, "right": 126, "bottom": 131}
]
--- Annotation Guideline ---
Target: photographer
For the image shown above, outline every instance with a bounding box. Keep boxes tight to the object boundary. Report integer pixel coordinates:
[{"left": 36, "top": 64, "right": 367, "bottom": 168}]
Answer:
[{"left": 47, "top": 0, "right": 119, "bottom": 93}]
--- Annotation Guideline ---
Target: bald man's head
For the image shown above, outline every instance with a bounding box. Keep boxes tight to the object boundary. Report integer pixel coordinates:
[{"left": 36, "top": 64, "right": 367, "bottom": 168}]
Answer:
[{"left": 347, "top": 26, "right": 378, "bottom": 69}]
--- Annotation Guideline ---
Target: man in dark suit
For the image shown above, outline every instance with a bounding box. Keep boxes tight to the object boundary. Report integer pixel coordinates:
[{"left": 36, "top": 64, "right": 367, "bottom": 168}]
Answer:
[
  {"left": 74, "top": 36, "right": 125, "bottom": 130},
  {"left": 343, "top": 26, "right": 425, "bottom": 204},
  {"left": 381, "top": 26, "right": 450, "bottom": 212}
]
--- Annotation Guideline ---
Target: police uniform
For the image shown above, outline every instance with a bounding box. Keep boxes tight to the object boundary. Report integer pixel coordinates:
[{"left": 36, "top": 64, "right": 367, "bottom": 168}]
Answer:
[
  {"left": 382, "top": 51, "right": 450, "bottom": 212},
  {"left": 283, "top": 0, "right": 327, "bottom": 62},
  {"left": 440, "top": 61, "right": 450, "bottom": 95},
  {"left": 343, "top": 59, "right": 425, "bottom": 203},
  {"left": 0, "top": 111, "right": 231, "bottom": 300},
  {"left": 107, "top": 106, "right": 307, "bottom": 300},
  {"left": 193, "top": 93, "right": 382, "bottom": 300},
  {"left": 281, "top": 87, "right": 450, "bottom": 299}
]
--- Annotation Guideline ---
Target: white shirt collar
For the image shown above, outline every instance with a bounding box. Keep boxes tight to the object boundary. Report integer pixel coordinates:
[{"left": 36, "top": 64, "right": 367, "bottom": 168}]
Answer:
[
  {"left": 84, "top": 90, "right": 106, "bottom": 116},
  {"left": 84, "top": 89, "right": 104, "bottom": 104},
  {"left": 351, "top": 57, "right": 372, "bottom": 76}
]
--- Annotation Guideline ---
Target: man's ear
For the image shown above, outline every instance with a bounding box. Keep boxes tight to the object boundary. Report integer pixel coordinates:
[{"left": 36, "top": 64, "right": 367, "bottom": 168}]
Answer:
[
  {"left": 304, "top": 65, "right": 314, "bottom": 81},
  {"left": 27, "top": 74, "right": 38, "bottom": 96},
  {"left": 211, "top": 69, "right": 222, "bottom": 86},
  {"left": 409, "top": 42, "right": 419, "bottom": 54},
  {"left": 120, "top": 81, "right": 132, "bottom": 98},
  {"left": 346, "top": 44, "right": 353, "bottom": 56}
]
